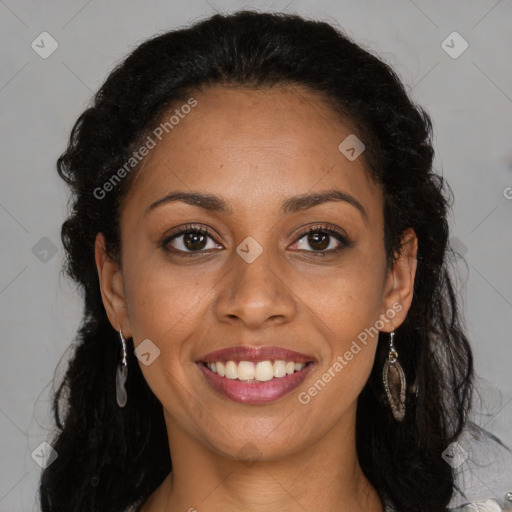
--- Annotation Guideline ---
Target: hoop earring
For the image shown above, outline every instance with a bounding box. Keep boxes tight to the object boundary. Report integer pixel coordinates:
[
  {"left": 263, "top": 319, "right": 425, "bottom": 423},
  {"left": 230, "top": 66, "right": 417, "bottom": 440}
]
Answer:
[
  {"left": 382, "top": 330, "right": 406, "bottom": 421},
  {"left": 116, "top": 329, "right": 128, "bottom": 408}
]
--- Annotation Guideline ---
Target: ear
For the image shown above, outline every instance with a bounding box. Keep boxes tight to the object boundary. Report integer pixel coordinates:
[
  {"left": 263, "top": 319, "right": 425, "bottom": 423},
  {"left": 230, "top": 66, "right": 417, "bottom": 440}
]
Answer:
[
  {"left": 380, "top": 228, "right": 418, "bottom": 331},
  {"left": 94, "top": 233, "right": 132, "bottom": 337}
]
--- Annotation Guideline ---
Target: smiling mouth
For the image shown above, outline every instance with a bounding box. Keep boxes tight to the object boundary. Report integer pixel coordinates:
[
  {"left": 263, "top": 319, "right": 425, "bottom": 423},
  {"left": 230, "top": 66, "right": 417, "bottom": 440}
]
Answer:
[
  {"left": 197, "top": 358, "right": 315, "bottom": 404},
  {"left": 201, "top": 360, "right": 314, "bottom": 382}
]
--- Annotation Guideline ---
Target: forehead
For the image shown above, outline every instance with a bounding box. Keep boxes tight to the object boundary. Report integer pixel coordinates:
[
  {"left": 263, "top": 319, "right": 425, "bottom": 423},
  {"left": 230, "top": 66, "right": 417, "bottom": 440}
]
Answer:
[{"left": 123, "top": 85, "right": 382, "bottom": 221}]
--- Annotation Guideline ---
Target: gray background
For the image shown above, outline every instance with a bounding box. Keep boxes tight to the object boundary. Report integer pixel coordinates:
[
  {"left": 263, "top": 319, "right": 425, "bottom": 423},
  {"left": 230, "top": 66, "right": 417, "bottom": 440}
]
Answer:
[{"left": 1, "top": 1, "right": 511, "bottom": 510}]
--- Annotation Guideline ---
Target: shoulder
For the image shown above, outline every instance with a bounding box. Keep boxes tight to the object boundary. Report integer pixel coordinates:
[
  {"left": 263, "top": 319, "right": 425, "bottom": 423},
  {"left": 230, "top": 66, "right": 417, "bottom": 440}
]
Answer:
[
  {"left": 448, "top": 496, "right": 512, "bottom": 511},
  {"left": 384, "top": 494, "right": 512, "bottom": 511}
]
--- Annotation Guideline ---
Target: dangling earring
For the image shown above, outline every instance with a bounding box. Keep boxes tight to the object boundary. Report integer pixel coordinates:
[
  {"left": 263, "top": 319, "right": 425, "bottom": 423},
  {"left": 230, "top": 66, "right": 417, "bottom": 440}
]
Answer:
[
  {"left": 116, "top": 329, "right": 128, "bottom": 408},
  {"left": 382, "top": 330, "right": 406, "bottom": 421}
]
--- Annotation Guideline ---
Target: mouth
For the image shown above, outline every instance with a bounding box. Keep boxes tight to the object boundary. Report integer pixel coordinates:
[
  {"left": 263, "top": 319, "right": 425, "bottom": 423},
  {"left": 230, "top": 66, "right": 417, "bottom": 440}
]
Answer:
[
  {"left": 196, "top": 346, "right": 315, "bottom": 404},
  {"left": 200, "top": 359, "right": 314, "bottom": 381}
]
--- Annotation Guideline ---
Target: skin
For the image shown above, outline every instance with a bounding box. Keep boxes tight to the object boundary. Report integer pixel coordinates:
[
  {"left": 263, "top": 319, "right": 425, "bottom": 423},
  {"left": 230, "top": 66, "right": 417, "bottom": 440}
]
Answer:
[{"left": 95, "top": 85, "right": 418, "bottom": 512}]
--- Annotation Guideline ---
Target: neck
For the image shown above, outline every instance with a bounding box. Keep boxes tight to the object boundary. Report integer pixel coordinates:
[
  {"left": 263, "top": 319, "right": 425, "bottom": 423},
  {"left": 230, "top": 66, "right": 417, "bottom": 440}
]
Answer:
[{"left": 142, "top": 406, "right": 383, "bottom": 512}]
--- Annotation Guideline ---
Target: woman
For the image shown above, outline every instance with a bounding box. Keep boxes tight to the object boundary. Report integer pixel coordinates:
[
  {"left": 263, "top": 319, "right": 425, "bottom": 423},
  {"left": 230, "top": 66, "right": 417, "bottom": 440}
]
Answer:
[{"left": 38, "top": 10, "right": 509, "bottom": 512}]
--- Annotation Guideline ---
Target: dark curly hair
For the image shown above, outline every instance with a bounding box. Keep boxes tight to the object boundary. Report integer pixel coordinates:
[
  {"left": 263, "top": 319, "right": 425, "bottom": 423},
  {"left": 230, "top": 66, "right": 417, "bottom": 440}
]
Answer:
[{"left": 40, "top": 10, "right": 476, "bottom": 512}]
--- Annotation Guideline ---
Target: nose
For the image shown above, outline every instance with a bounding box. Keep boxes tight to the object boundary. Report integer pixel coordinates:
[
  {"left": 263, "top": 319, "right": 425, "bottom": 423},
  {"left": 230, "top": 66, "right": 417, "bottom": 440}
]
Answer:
[{"left": 213, "top": 244, "right": 297, "bottom": 330}]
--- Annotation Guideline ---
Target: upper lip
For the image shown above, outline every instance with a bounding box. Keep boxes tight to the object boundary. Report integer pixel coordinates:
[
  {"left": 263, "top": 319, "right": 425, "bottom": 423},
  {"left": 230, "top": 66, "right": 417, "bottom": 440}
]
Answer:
[{"left": 198, "top": 346, "right": 315, "bottom": 364}]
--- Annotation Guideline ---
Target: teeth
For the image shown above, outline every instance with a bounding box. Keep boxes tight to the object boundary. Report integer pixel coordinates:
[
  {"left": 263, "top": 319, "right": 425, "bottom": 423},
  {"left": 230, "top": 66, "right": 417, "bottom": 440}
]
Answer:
[
  {"left": 238, "top": 361, "right": 255, "bottom": 380},
  {"left": 254, "top": 361, "right": 274, "bottom": 381},
  {"left": 225, "top": 361, "right": 238, "bottom": 379},
  {"left": 273, "top": 360, "right": 287, "bottom": 378},
  {"left": 205, "top": 360, "right": 307, "bottom": 381},
  {"left": 216, "top": 361, "right": 225, "bottom": 377}
]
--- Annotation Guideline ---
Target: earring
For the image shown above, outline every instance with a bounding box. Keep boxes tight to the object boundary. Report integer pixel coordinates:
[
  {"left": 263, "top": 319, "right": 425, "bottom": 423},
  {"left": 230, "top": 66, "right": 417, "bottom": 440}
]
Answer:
[
  {"left": 116, "top": 329, "right": 128, "bottom": 408},
  {"left": 382, "top": 330, "right": 406, "bottom": 421}
]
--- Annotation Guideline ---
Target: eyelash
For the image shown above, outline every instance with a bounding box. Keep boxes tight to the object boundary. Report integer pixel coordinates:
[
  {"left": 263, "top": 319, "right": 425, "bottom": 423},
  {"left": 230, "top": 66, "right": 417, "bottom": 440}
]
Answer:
[{"left": 160, "top": 223, "right": 351, "bottom": 258}]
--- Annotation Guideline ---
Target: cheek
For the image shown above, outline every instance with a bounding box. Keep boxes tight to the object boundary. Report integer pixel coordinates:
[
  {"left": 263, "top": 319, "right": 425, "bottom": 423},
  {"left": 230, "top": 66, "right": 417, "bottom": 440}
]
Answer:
[
  {"left": 300, "top": 255, "right": 387, "bottom": 339},
  {"left": 121, "top": 253, "right": 224, "bottom": 394},
  {"left": 295, "top": 261, "right": 384, "bottom": 417},
  {"left": 123, "top": 235, "right": 387, "bottom": 352},
  {"left": 121, "top": 260, "right": 214, "bottom": 415},
  {"left": 121, "top": 237, "right": 217, "bottom": 338}
]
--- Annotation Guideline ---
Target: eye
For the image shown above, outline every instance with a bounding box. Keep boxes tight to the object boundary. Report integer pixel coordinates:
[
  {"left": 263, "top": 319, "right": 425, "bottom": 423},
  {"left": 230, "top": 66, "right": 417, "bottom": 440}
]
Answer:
[
  {"left": 291, "top": 224, "right": 350, "bottom": 254},
  {"left": 161, "top": 223, "right": 351, "bottom": 257},
  {"left": 161, "top": 224, "right": 222, "bottom": 255}
]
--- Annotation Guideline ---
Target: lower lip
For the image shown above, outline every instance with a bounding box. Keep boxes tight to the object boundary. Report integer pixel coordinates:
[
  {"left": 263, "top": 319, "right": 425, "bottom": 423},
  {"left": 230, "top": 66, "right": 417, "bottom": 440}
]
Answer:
[{"left": 197, "top": 362, "right": 314, "bottom": 404}]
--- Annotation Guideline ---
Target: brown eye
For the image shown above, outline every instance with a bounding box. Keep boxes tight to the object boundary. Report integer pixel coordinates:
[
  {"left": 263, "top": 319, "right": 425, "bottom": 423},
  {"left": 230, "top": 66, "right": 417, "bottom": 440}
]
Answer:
[
  {"left": 307, "top": 231, "right": 330, "bottom": 251},
  {"left": 182, "top": 232, "right": 208, "bottom": 251},
  {"left": 162, "top": 226, "right": 222, "bottom": 255},
  {"left": 293, "top": 227, "right": 348, "bottom": 253}
]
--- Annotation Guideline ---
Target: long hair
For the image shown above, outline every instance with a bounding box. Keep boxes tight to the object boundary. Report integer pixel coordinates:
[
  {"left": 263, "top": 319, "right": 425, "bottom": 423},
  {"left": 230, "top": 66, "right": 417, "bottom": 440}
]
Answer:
[{"left": 40, "top": 11, "right": 475, "bottom": 512}]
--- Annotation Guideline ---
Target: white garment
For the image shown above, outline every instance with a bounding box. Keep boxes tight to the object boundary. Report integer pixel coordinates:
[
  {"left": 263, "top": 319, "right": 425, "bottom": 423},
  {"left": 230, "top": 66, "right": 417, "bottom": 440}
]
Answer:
[{"left": 384, "top": 494, "right": 512, "bottom": 511}]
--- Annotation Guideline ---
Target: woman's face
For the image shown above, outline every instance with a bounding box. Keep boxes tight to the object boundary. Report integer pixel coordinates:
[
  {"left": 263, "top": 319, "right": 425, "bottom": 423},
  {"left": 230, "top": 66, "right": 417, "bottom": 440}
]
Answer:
[{"left": 96, "top": 85, "right": 417, "bottom": 462}]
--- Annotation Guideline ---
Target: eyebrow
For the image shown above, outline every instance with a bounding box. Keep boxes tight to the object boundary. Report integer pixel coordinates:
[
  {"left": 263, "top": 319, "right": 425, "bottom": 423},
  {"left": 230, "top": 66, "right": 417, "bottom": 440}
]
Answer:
[{"left": 146, "top": 189, "right": 367, "bottom": 220}]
